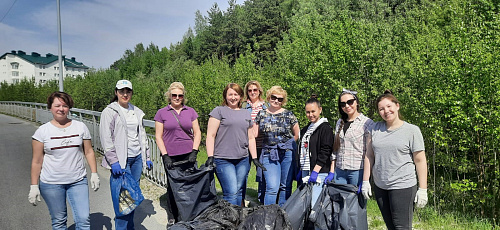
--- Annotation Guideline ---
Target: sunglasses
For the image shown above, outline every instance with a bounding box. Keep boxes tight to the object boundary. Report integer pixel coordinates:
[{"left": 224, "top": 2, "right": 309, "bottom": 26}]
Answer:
[
  {"left": 340, "top": 99, "right": 356, "bottom": 108},
  {"left": 171, "top": 94, "right": 184, "bottom": 99},
  {"left": 248, "top": 89, "right": 259, "bottom": 93},
  {"left": 270, "top": 95, "right": 284, "bottom": 102}
]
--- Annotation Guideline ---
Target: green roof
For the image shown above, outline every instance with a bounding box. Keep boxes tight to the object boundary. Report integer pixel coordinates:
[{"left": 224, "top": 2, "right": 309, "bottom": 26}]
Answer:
[{"left": 1, "top": 50, "right": 89, "bottom": 69}]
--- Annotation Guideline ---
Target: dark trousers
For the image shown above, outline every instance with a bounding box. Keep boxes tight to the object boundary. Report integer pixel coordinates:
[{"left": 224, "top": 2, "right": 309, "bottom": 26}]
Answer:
[{"left": 374, "top": 185, "right": 417, "bottom": 230}]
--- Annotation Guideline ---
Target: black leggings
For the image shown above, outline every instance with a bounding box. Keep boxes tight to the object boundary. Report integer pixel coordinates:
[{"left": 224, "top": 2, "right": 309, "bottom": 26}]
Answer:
[{"left": 374, "top": 185, "right": 417, "bottom": 230}]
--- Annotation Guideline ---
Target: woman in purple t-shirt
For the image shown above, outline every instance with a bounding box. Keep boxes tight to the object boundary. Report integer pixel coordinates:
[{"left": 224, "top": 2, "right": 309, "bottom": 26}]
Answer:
[{"left": 154, "top": 82, "right": 201, "bottom": 225}]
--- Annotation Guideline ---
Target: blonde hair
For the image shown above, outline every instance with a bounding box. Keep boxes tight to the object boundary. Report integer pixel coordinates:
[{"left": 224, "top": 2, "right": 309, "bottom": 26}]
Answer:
[
  {"left": 244, "top": 80, "right": 264, "bottom": 102},
  {"left": 165, "top": 82, "right": 187, "bottom": 104},
  {"left": 266, "top": 85, "right": 288, "bottom": 106}
]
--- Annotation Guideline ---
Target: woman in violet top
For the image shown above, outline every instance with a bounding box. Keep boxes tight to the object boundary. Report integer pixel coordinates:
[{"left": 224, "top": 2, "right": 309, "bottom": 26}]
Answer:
[
  {"left": 298, "top": 94, "right": 334, "bottom": 207},
  {"left": 154, "top": 82, "right": 201, "bottom": 225},
  {"left": 362, "top": 90, "right": 428, "bottom": 230},
  {"left": 330, "top": 89, "right": 374, "bottom": 187},
  {"left": 99, "top": 80, "right": 153, "bottom": 230},
  {"left": 29, "top": 91, "right": 99, "bottom": 230},
  {"left": 243, "top": 80, "right": 267, "bottom": 203},
  {"left": 205, "top": 83, "right": 266, "bottom": 206},
  {"left": 255, "top": 85, "right": 300, "bottom": 206}
]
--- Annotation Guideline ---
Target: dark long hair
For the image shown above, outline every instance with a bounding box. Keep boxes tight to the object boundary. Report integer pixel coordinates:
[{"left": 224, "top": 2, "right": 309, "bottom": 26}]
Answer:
[{"left": 333, "top": 90, "right": 360, "bottom": 152}]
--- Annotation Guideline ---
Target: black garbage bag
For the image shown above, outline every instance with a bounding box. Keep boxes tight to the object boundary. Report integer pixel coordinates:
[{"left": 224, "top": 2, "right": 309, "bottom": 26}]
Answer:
[
  {"left": 168, "top": 219, "right": 224, "bottom": 230},
  {"left": 167, "top": 163, "right": 217, "bottom": 222},
  {"left": 282, "top": 183, "right": 313, "bottom": 230},
  {"left": 238, "top": 204, "right": 293, "bottom": 230},
  {"left": 193, "top": 199, "right": 242, "bottom": 229},
  {"left": 309, "top": 183, "right": 367, "bottom": 230}
]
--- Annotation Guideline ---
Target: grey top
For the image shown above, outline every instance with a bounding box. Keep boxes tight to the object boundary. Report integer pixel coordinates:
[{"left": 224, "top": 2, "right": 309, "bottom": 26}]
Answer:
[
  {"left": 210, "top": 106, "right": 253, "bottom": 159},
  {"left": 370, "top": 121, "right": 425, "bottom": 190}
]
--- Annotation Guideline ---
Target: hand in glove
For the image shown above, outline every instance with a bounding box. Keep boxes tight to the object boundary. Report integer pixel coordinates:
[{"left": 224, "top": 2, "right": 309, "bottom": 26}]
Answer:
[
  {"left": 308, "top": 171, "right": 319, "bottom": 184},
  {"left": 91, "top": 172, "right": 100, "bottom": 191},
  {"left": 146, "top": 160, "right": 153, "bottom": 170},
  {"left": 162, "top": 154, "right": 173, "bottom": 170},
  {"left": 414, "top": 188, "right": 428, "bottom": 208},
  {"left": 188, "top": 149, "right": 199, "bottom": 162},
  {"left": 324, "top": 172, "right": 335, "bottom": 184},
  {"left": 28, "top": 185, "right": 41, "bottom": 205},
  {"left": 252, "top": 158, "right": 267, "bottom": 171},
  {"left": 110, "top": 162, "right": 123, "bottom": 176},
  {"left": 361, "top": 181, "right": 372, "bottom": 200},
  {"left": 205, "top": 156, "right": 214, "bottom": 168}
]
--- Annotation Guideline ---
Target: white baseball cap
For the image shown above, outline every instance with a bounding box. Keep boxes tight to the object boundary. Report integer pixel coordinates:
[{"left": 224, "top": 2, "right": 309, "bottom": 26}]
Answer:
[{"left": 116, "top": 80, "right": 132, "bottom": 90}]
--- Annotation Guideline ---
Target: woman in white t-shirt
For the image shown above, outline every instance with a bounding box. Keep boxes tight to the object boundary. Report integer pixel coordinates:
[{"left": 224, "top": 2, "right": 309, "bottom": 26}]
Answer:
[{"left": 29, "top": 91, "right": 100, "bottom": 230}]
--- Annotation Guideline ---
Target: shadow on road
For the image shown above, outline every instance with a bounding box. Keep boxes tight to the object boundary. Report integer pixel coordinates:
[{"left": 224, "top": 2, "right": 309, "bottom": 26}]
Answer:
[
  {"left": 134, "top": 199, "right": 157, "bottom": 230},
  {"left": 67, "top": 212, "right": 112, "bottom": 230}
]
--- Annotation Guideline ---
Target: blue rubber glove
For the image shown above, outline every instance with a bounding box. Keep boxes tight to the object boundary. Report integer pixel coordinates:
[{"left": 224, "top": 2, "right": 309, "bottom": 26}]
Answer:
[
  {"left": 146, "top": 160, "right": 153, "bottom": 171},
  {"left": 295, "top": 170, "right": 302, "bottom": 182},
  {"left": 308, "top": 171, "right": 319, "bottom": 184},
  {"left": 110, "top": 162, "right": 123, "bottom": 176},
  {"left": 324, "top": 172, "right": 335, "bottom": 184}
]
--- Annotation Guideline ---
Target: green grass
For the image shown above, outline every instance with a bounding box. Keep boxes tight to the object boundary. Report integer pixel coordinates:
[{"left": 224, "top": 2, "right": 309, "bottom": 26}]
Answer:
[{"left": 196, "top": 148, "right": 498, "bottom": 229}]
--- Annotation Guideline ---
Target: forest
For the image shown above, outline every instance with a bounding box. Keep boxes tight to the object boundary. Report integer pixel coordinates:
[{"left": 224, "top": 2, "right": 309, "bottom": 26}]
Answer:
[{"left": 1, "top": 0, "right": 499, "bottom": 225}]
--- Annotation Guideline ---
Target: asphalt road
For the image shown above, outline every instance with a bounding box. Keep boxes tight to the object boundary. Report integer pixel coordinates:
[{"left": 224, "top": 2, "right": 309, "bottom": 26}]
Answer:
[{"left": 0, "top": 114, "right": 166, "bottom": 230}]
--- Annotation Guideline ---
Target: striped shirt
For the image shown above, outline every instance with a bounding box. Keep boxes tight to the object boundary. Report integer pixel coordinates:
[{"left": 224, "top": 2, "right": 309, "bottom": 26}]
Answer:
[{"left": 332, "top": 114, "right": 374, "bottom": 170}]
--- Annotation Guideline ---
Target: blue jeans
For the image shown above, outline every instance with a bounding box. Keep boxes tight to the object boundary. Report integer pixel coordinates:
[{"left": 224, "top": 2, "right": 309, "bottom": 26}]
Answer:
[
  {"left": 113, "top": 154, "right": 143, "bottom": 230},
  {"left": 334, "top": 168, "right": 363, "bottom": 186},
  {"left": 262, "top": 149, "right": 293, "bottom": 206},
  {"left": 40, "top": 177, "right": 90, "bottom": 230},
  {"left": 301, "top": 170, "right": 328, "bottom": 208},
  {"left": 214, "top": 157, "right": 250, "bottom": 206}
]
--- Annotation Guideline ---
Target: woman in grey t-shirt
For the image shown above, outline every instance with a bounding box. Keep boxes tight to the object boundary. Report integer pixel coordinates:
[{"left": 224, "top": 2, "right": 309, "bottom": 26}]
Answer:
[
  {"left": 205, "top": 83, "right": 266, "bottom": 206},
  {"left": 362, "top": 90, "right": 428, "bottom": 230}
]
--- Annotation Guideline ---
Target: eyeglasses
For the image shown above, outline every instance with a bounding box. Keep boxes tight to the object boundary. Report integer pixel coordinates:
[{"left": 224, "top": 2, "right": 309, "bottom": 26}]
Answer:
[
  {"left": 340, "top": 99, "right": 356, "bottom": 108},
  {"left": 270, "top": 95, "right": 284, "bottom": 102},
  {"left": 248, "top": 89, "right": 259, "bottom": 93},
  {"left": 171, "top": 94, "right": 184, "bottom": 99}
]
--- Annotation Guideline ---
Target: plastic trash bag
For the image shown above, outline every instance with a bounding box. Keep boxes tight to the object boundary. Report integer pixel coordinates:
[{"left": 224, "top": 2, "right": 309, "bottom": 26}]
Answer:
[
  {"left": 167, "top": 163, "right": 217, "bottom": 221},
  {"left": 282, "top": 183, "right": 313, "bottom": 230},
  {"left": 238, "top": 204, "right": 292, "bottom": 230},
  {"left": 110, "top": 172, "right": 144, "bottom": 217},
  {"left": 309, "top": 183, "right": 367, "bottom": 230}
]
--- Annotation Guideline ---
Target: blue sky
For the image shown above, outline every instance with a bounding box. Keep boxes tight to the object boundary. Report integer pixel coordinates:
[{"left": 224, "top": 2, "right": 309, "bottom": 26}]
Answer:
[{"left": 0, "top": 0, "right": 231, "bottom": 69}]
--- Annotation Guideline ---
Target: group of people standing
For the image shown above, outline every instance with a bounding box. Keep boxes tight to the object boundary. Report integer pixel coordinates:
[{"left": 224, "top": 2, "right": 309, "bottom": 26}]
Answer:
[{"left": 28, "top": 79, "right": 428, "bottom": 230}]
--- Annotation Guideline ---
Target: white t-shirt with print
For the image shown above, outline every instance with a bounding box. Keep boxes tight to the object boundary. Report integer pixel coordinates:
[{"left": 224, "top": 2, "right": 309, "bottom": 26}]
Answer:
[{"left": 32, "top": 120, "right": 91, "bottom": 184}]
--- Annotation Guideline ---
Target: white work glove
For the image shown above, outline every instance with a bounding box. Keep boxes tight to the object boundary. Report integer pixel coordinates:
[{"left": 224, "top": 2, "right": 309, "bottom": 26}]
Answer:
[
  {"left": 28, "top": 185, "right": 41, "bottom": 206},
  {"left": 414, "top": 188, "right": 428, "bottom": 208},
  {"left": 302, "top": 176, "right": 310, "bottom": 184},
  {"left": 91, "top": 173, "right": 100, "bottom": 191},
  {"left": 361, "top": 181, "right": 372, "bottom": 200}
]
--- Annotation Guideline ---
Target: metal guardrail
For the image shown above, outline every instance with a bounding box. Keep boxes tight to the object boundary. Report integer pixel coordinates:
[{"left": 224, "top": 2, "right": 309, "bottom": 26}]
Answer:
[{"left": 0, "top": 101, "right": 167, "bottom": 187}]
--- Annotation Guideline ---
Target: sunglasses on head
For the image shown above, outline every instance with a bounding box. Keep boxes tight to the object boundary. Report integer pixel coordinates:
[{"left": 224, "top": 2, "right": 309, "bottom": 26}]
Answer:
[
  {"left": 171, "top": 94, "right": 184, "bottom": 99},
  {"left": 248, "top": 88, "right": 259, "bottom": 93},
  {"left": 340, "top": 99, "right": 356, "bottom": 108},
  {"left": 270, "top": 95, "right": 284, "bottom": 102}
]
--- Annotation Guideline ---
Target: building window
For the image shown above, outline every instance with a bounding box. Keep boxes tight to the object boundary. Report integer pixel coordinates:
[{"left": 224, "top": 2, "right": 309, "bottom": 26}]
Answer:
[
  {"left": 12, "top": 71, "right": 19, "bottom": 76},
  {"left": 39, "top": 72, "right": 46, "bottom": 76},
  {"left": 11, "top": 62, "right": 19, "bottom": 69},
  {"left": 12, "top": 79, "right": 19, "bottom": 84}
]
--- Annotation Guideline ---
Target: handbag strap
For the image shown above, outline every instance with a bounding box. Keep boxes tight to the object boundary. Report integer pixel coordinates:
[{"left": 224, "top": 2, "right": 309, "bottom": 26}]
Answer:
[{"left": 170, "top": 109, "right": 194, "bottom": 140}]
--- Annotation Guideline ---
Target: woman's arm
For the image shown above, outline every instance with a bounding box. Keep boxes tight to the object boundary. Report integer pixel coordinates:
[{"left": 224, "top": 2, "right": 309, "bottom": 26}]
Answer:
[
  {"left": 205, "top": 117, "right": 220, "bottom": 157},
  {"left": 248, "top": 128, "right": 257, "bottom": 159},
  {"left": 31, "top": 140, "right": 44, "bottom": 185},
  {"left": 413, "top": 150, "right": 428, "bottom": 189},
  {"left": 362, "top": 136, "right": 374, "bottom": 181},
  {"left": 99, "top": 109, "right": 119, "bottom": 165},
  {"left": 192, "top": 119, "right": 201, "bottom": 150},
  {"left": 292, "top": 123, "right": 300, "bottom": 141},
  {"left": 82, "top": 139, "right": 97, "bottom": 173},
  {"left": 155, "top": 121, "right": 168, "bottom": 156}
]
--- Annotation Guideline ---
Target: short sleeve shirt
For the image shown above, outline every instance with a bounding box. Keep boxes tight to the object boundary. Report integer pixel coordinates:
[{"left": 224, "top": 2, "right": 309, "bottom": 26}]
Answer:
[
  {"left": 210, "top": 106, "right": 252, "bottom": 159},
  {"left": 370, "top": 121, "right": 425, "bottom": 190},
  {"left": 32, "top": 120, "right": 91, "bottom": 184},
  {"left": 154, "top": 105, "right": 198, "bottom": 156},
  {"left": 255, "top": 109, "right": 298, "bottom": 146}
]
